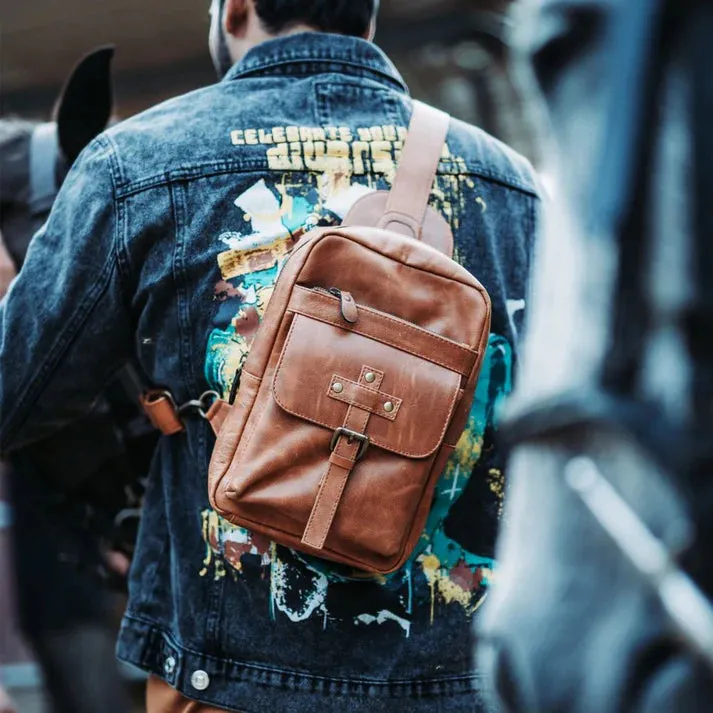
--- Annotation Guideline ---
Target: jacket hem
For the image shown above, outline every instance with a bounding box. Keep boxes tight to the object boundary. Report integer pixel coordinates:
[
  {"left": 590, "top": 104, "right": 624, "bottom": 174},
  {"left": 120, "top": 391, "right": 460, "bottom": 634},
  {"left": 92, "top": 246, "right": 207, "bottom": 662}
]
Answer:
[{"left": 117, "top": 613, "right": 491, "bottom": 713}]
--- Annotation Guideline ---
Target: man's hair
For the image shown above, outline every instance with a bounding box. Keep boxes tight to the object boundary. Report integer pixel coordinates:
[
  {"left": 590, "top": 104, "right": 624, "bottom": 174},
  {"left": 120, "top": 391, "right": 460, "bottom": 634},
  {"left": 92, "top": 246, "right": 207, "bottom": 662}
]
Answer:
[{"left": 254, "top": 0, "right": 378, "bottom": 38}]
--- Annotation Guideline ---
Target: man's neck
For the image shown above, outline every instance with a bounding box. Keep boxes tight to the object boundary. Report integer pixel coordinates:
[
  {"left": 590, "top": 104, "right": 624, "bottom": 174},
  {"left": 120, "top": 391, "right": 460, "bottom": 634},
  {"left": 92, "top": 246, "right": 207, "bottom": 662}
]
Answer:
[
  {"left": 230, "top": 24, "right": 328, "bottom": 65},
  {"left": 275, "top": 23, "right": 320, "bottom": 38}
]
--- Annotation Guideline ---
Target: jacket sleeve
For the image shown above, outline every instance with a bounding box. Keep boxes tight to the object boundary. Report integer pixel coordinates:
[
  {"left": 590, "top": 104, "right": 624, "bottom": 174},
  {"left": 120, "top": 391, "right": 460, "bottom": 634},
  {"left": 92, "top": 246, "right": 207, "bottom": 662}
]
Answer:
[{"left": 0, "top": 135, "right": 133, "bottom": 454}]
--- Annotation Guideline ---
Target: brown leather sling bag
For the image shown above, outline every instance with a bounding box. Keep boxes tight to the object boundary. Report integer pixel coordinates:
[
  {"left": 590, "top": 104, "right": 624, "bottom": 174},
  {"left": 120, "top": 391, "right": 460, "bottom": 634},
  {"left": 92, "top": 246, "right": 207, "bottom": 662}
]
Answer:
[{"left": 144, "top": 102, "right": 491, "bottom": 575}]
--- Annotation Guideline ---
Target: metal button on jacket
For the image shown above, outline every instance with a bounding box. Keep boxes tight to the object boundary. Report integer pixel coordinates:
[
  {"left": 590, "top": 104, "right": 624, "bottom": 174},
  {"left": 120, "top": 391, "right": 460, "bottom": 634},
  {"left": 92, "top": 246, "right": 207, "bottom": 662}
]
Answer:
[
  {"left": 191, "top": 670, "right": 210, "bottom": 691},
  {"left": 163, "top": 656, "right": 176, "bottom": 675}
]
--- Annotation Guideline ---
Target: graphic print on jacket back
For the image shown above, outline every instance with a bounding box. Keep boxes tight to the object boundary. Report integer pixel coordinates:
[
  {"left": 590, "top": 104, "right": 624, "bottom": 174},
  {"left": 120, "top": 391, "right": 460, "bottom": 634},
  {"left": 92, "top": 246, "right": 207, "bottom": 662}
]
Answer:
[{"left": 202, "top": 123, "right": 516, "bottom": 636}]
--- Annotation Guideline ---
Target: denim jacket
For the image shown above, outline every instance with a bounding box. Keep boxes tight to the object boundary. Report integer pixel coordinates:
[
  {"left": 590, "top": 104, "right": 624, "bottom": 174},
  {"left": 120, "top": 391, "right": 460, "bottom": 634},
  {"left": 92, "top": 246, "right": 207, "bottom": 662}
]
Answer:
[{"left": 0, "top": 33, "right": 539, "bottom": 713}]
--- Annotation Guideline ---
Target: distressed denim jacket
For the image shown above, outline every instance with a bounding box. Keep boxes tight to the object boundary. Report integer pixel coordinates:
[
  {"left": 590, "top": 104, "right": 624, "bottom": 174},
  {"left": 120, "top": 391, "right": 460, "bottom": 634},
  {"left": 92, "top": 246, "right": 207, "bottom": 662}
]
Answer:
[{"left": 0, "top": 33, "right": 538, "bottom": 713}]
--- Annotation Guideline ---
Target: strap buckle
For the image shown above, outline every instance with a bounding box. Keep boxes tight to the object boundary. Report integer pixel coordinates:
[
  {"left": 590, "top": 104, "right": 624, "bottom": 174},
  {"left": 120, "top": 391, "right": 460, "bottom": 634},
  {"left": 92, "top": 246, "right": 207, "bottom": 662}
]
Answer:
[{"left": 329, "top": 427, "right": 370, "bottom": 461}]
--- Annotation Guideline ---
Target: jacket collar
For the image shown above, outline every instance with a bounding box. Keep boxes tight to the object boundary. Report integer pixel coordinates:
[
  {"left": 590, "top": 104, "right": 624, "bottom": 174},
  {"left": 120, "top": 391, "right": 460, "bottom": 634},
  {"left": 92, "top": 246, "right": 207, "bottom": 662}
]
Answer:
[{"left": 223, "top": 32, "right": 408, "bottom": 93}]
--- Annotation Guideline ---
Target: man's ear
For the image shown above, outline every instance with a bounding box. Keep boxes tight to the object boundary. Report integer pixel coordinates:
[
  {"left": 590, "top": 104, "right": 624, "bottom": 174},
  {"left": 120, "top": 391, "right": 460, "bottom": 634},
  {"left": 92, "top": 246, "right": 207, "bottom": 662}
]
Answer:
[
  {"left": 224, "top": 0, "right": 250, "bottom": 38},
  {"left": 54, "top": 46, "right": 115, "bottom": 165}
]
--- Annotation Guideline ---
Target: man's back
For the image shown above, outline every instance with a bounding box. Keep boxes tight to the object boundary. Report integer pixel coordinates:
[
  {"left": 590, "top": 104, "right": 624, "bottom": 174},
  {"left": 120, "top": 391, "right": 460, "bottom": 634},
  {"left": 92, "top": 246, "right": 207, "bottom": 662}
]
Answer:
[{"left": 0, "top": 32, "right": 538, "bottom": 713}]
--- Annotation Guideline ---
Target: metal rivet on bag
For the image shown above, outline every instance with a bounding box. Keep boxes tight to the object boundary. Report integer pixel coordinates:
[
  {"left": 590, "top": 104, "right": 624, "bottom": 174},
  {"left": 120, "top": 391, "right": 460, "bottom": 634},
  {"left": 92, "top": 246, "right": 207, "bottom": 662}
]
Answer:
[
  {"left": 384, "top": 401, "right": 394, "bottom": 413},
  {"left": 364, "top": 372, "right": 376, "bottom": 383},
  {"left": 332, "top": 382, "right": 344, "bottom": 394}
]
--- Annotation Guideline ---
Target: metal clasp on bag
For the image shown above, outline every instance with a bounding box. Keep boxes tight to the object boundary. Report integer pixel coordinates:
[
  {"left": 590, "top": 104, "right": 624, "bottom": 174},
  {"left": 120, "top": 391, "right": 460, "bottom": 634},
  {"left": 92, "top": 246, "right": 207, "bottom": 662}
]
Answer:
[
  {"left": 177, "top": 390, "right": 220, "bottom": 420},
  {"left": 330, "top": 427, "right": 370, "bottom": 461}
]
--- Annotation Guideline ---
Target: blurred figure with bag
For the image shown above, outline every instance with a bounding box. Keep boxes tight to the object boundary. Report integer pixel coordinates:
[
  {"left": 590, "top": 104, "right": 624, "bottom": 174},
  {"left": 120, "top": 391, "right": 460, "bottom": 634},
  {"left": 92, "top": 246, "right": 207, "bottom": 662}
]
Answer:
[{"left": 0, "top": 47, "right": 154, "bottom": 713}]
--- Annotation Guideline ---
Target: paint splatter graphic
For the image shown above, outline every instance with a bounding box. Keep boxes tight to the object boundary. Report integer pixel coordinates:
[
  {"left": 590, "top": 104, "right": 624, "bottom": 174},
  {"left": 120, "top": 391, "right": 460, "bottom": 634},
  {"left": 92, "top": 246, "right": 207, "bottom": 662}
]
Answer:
[{"left": 202, "top": 125, "right": 514, "bottom": 635}]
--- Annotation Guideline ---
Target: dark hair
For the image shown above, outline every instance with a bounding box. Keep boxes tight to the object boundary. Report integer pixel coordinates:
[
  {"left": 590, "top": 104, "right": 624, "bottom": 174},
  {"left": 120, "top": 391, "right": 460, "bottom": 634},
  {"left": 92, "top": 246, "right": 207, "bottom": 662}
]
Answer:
[{"left": 254, "top": 0, "right": 378, "bottom": 38}]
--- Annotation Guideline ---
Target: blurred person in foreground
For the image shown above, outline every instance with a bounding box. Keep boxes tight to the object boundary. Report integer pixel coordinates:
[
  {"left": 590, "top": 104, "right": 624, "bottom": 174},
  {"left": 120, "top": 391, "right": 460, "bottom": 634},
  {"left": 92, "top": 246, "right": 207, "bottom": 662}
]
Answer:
[
  {"left": 0, "top": 1, "right": 539, "bottom": 711},
  {"left": 0, "top": 684, "right": 15, "bottom": 713}
]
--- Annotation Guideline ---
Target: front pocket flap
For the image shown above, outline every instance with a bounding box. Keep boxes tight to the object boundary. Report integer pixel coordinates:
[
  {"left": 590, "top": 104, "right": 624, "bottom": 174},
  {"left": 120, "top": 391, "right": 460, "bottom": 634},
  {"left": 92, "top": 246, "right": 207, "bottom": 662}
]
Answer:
[{"left": 273, "top": 314, "right": 462, "bottom": 458}]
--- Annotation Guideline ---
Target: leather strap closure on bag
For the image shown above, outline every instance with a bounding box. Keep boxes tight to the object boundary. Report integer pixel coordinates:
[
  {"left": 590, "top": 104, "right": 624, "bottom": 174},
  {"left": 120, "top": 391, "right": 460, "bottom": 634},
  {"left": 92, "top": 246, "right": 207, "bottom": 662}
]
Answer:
[
  {"left": 378, "top": 101, "right": 450, "bottom": 240},
  {"left": 141, "top": 391, "right": 185, "bottom": 435},
  {"left": 327, "top": 375, "right": 401, "bottom": 421},
  {"left": 140, "top": 389, "right": 221, "bottom": 436},
  {"left": 205, "top": 398, "right": 232, "bottom": 435},
  {"left": 301, "top": 367, "right": 386, "bottom": 550}
]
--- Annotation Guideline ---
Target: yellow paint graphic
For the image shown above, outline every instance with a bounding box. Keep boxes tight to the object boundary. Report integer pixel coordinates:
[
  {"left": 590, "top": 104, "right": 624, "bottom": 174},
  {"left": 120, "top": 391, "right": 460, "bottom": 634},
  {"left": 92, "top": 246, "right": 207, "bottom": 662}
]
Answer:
[
  {"left": 452, "top": 415, "right": 484, "bottom": 467},
  {"left": 418, "top": 552, "right": 491, "bottom": 624},
  {"left": 200, "top": 509, "right": 227, "bottom": 580},
  {"left": 230, "top": 123, "right": 464, "bottom": 185},
  {"left": 218, "top": 235, "right": 294, "bottom": 280},
  {"left": 199, "top": 508, "right": 272, "bottom": 580},
  {"left": 488, "top": 467, "right": 505, "bottom": 518}
]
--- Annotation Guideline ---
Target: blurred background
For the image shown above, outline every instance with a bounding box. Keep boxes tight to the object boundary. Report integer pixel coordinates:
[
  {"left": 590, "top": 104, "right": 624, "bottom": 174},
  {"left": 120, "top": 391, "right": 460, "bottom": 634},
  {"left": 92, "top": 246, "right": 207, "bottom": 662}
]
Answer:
[
  {"left": 0, "top": 0, "right": 541, "bottom": 160},
  {"left": 0, "top": 0, "right": 540, "bottom": 710}
]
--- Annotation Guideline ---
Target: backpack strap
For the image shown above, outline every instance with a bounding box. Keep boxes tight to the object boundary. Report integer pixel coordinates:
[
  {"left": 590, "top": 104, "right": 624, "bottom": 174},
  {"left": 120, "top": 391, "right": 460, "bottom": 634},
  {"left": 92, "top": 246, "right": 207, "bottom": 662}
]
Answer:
[
  {"left": 344, "top": 101, "right": 453, "bottom": 256},
  {"left": 379, "top": 101, "right": 451, "bottom": 239}
]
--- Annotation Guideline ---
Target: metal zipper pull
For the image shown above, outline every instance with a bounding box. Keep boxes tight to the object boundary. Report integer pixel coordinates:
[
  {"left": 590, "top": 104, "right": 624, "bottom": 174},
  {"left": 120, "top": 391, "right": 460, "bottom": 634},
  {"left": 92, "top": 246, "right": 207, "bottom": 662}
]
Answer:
[{"left": 330, "top": 288, "right": 358, "bottom": 323}]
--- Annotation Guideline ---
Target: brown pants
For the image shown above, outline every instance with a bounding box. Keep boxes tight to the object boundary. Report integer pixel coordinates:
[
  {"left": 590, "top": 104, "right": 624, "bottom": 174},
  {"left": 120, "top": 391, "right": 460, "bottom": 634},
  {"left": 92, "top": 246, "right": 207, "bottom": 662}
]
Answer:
[{"left": 146, "top": 676, "right": 241, "bottom": 713}]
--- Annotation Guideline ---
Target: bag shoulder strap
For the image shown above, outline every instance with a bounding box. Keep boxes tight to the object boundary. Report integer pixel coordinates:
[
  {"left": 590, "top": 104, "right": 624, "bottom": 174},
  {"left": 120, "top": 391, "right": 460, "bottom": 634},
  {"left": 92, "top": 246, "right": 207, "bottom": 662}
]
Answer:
[
  {"left": 379, "top": 101, "right": 451, "bottom": 238},
  {"left": 345, "top": 101, "right": 453, "bottom": 255}
]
